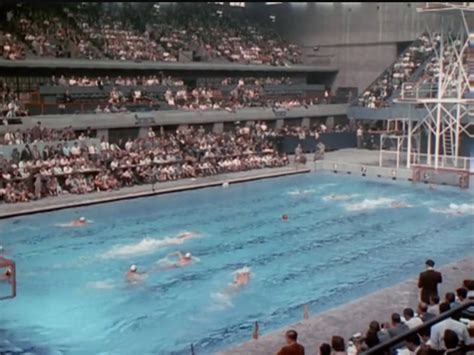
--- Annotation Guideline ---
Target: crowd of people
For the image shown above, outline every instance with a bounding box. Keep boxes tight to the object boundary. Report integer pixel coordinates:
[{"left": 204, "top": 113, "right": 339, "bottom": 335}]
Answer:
[
  {"left": 0, "top": 123, "right": 290, "bottom": 203},
  {"left": 358, "top": 33, "right": 441, "bottom": 108},
  {"left": 48, "top": 74, "right": 184, "bottom": 88},
  {"left": 0, "top": 3, "right": 303, "bottom": 66},
  {"left": 6, "top": 5, "right": 99, "bottom": 59},
  {"left": 0, "top": 82, "right": 28, "bottom": 120},
  {"left": 277, "top": 260, "right": 474, "bottom": 355},
  {"left": 0, "top": 31, "right": 26, "bottom": 60},
  {"left": 42, "top": 74, "right": 327, "bottom": 114}
]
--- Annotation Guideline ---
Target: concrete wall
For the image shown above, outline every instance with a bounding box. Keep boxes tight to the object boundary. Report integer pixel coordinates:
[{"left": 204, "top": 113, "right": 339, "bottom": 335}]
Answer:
[{"left": 247, "top": 2, "right": 447, "bottom": 91}]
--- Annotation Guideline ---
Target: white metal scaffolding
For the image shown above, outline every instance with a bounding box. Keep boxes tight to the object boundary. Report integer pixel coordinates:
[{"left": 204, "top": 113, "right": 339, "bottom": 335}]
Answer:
[{"left": 391, "top": 3, "right": 473, "bottom": 171}]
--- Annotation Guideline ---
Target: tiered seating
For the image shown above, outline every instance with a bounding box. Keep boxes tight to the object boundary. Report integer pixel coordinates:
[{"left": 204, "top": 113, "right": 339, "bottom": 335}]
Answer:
[
  {"left": 356, "top": 33, "right": 441, "bottom": 108},
  {"left": 0, "top": 3, "right": 302, "bottom": 66}
]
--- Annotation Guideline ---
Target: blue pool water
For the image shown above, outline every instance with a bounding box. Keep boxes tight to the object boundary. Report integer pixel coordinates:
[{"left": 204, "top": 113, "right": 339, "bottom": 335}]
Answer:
[{"left": 0, "top": 173, "right": 473, "bottom": 355}]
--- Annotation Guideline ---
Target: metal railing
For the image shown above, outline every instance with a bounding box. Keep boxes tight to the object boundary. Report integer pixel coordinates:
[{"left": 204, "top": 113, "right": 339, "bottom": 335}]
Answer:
[{"left": 362, "top": 300, "right": 474, "bottom": 355}]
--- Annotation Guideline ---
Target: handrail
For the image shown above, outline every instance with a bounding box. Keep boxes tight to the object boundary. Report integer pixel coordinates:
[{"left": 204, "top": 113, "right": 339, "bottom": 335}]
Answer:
[{"left": 362, "top": 300, "right": 474, "bottom": 355}]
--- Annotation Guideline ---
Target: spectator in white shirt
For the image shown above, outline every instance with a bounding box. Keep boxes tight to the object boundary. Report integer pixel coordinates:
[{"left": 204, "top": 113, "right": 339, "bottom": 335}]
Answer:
[
  {"left": 147, "top": 128, "right": 156, "bottom": 139},
  {"left": 403, "top": 308, "right": 423, "bottom": 329},
  {"left": 429, "top": 303, "right": 469, "bottom": 351},
  {"left": 70, "top": 143, "right": 81, "bottom": 156}
]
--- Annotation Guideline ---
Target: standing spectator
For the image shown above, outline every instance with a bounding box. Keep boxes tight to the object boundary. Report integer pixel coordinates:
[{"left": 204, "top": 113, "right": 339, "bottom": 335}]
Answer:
[
  {"left": 418, "top": 259, "right": 443, "bottom": 304},
  {"left": 356, "top": 125, "right": 364, "bottom": 149},
  {"left": 31, "top": 121, "right": 43, "bottom": 141},
  {"left": 276, "top": 330, "right": 305, "bottom": 355},
  {"left": 443, "top": 330, "right": 464, "bottom": 355}
]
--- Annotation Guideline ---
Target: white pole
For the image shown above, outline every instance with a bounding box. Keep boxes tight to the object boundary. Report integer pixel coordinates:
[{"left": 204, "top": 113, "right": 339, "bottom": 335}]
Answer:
[
  {"left": 397, "top": 137, "right": 400, "bottom": 169},
  {"left": 434, "top": 16, "right": 444, "bottom": 170},
  {"left": 407, "top": 107, "right": 412, "bottom": 168}
]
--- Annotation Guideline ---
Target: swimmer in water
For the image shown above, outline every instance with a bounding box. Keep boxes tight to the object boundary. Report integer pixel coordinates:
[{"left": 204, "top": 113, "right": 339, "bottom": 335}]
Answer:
[
  {"left": 232, "top": 267, "right": 251, "bottom": 287},
  {"left": 154, "top": 252, "right": 195, "bottom": 271},
  {"left": 0, "top": 267, "right": 13, "bottom": 284},
  {"left": 168, "top": 251, "right": 193, "bottom": 267},
  {"left": 126, "top": 264, "right": 146, "bottom": 283},
  {"left": 177, "top": 232, "right": 195, "bottom": 240},
  {"left": 390, "top": 201, "right": 410, "bottom": 209},
  {"left": 71, "top": 217, "right": 87, "bottom": 227},
  {"left": 0, "top": 246, "right": 4, "bottom": 253}
]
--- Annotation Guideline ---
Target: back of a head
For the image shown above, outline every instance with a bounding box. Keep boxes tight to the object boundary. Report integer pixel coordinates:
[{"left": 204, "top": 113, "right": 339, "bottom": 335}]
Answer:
[
  {"left": 418, "top": 302, "right": 428, "bottom": 313},
  {"left": 391, "top": 313, "right": 402, "bottom": 324},
  {"left": 439, "top": 302, "right": 450, "bottom": 314},
  {"left": 286, "top": 329, "right": 298, "bottom": 343},
  {"left": 403, "top": 308, "right": 414, "bottom": 319},
  {"left": 406, "top": 333, "right": 421, "bottom": 347},
  {"left": 369, "top": 320, "right": 380, "bottom": 332},
  {"left": 456, "top": 287, "right": 467, "bottom": 300},
  {"left": 444, "top": 329, "right": 459, "bottom": 349},
  {"left": 445, "top": 292, "right": 455, "bottom": 303},
  {"left": 425, "top": 259, "right": 435, "bottom": 267},
  {"left": 320, "top": 342, "right": 331, "bottom": 355},
  {"left": 331, "top": 336, "right": 345, "bottom": 352},
  {"left": 430, "top": 295, "right": 440, "bottom": 305}
]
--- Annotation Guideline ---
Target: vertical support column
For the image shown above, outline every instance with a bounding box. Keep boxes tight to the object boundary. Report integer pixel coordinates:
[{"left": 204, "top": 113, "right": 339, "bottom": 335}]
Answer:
[
  {"left": 301, "top": 117, "right": 310, "bottom": 129},
  {"left": 379, "top": 135, "right": 383, "bottom": 167},
  {"left": 407, "top": 122, "right": 412, "bottom": 168},
  {"left": 138, "top": 127, "right": 149, "bottom": 138},
  {"left": 434, "top": 16, "right": 444, "bottom": 170},
  {"left": 275, "top": 119, "right": 284, "bottom": 130},
  {"left": 97, "top": 129, "right": 109, "bottom": 142},
  {"left": 213, "top": 122, "right": 224, "bottom": 133},
  {"left": 427, "top": 124, "right": 432, "bottom": 166},
  {"left": 396, "top": 137, "right": 401, "bottom": 169}
]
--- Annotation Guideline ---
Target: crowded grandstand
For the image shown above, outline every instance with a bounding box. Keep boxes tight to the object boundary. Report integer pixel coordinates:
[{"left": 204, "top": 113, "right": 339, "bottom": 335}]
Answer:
[{"left": 0, "top": 2, "right": 473, "bottom": 355}]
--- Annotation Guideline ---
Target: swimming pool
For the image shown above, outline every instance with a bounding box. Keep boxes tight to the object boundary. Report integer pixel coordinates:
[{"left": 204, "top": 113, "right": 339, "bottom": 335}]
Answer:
[{"left": 0, "top": 173, "right": 473, "bottom": 354}]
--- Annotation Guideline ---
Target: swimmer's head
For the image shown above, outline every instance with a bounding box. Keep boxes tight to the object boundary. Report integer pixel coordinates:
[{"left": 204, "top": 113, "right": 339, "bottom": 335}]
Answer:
[
  {"left": 235, "top": 266, "right": 251, "bottom": 275},
  {"left": 130, "top": 265, "right": 137, "bottom": 273},
  {"left": 0, "top": 246, "right": 4, "bottom": 252},
  {"left": 184, "top": 252, "right": 192, "bottom": 259},
  {"left": 79, "top": 217, "right": 86, "bottom": 222},
  {"left": 282, "top": 214, "right": 288, "bottom": 221},
  {"left": 5, "top": 268, "right": 11, "bottom": 277}
]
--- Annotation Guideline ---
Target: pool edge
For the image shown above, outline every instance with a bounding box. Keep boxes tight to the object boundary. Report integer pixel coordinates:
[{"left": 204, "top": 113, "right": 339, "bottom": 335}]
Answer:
[{"left": 0, "top": 167, "right": 310, "bottom": 219}]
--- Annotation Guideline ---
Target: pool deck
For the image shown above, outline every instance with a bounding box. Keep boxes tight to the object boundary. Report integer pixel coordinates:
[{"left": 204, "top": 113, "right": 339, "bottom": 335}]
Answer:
[
  {"left": 221, "top": 257, "right": 474, "bottom": 355},
  {"left": 313, "top": 148, "right": 413, "bottom": 181},
  {"left": 0, "top": 165, "right": 310, "bottom": 219}
]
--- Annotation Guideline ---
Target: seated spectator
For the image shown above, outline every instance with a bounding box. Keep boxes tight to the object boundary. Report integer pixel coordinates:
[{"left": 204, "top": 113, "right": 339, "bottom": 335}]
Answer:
[
  {"left": 418, "top": 302, "right": 437, "bottom": 322},
  {"left": 331, "top": 336, "right": 346, "bottom": 355},
  {"left": 319, "top": 343, "right": 331, "bottom": 355},
  {"left": 444, "top": 292, "right": 457, "bottom": 309},
  {"left": 443, "top": 329, "right": 464, "bottom": 355},
  {"left": 365, "top": 321, "right": 381, "bottom": 349},
  {"left": 428, "top": 295, "right": 441, "bottom": 315},
  {"left": 404, "top": 333, "right": 424, "bottom": 355},
  {"left": 276, "top": 329, "right": 305, "bottom": 355},
  {"left": 378, "top": 313, "right": 409, "bottom": 351},
  {"left": 429, "top": 303, "right": 469, "bottom": 351},
  {"left": 403, "top": 308, "right": 423, "bottom": 329}
]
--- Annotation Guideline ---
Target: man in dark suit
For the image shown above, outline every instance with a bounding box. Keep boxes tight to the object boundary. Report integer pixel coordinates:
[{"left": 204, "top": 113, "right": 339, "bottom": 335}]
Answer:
[
  {"left": 276, "top": 330, "right": 305, "bottom": 355},
  {"left": 20, "top": 144, "right": 33, "bottom": 161},
  {"left": 418, "top": 259, "right": 443, "bottom": 304}
]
